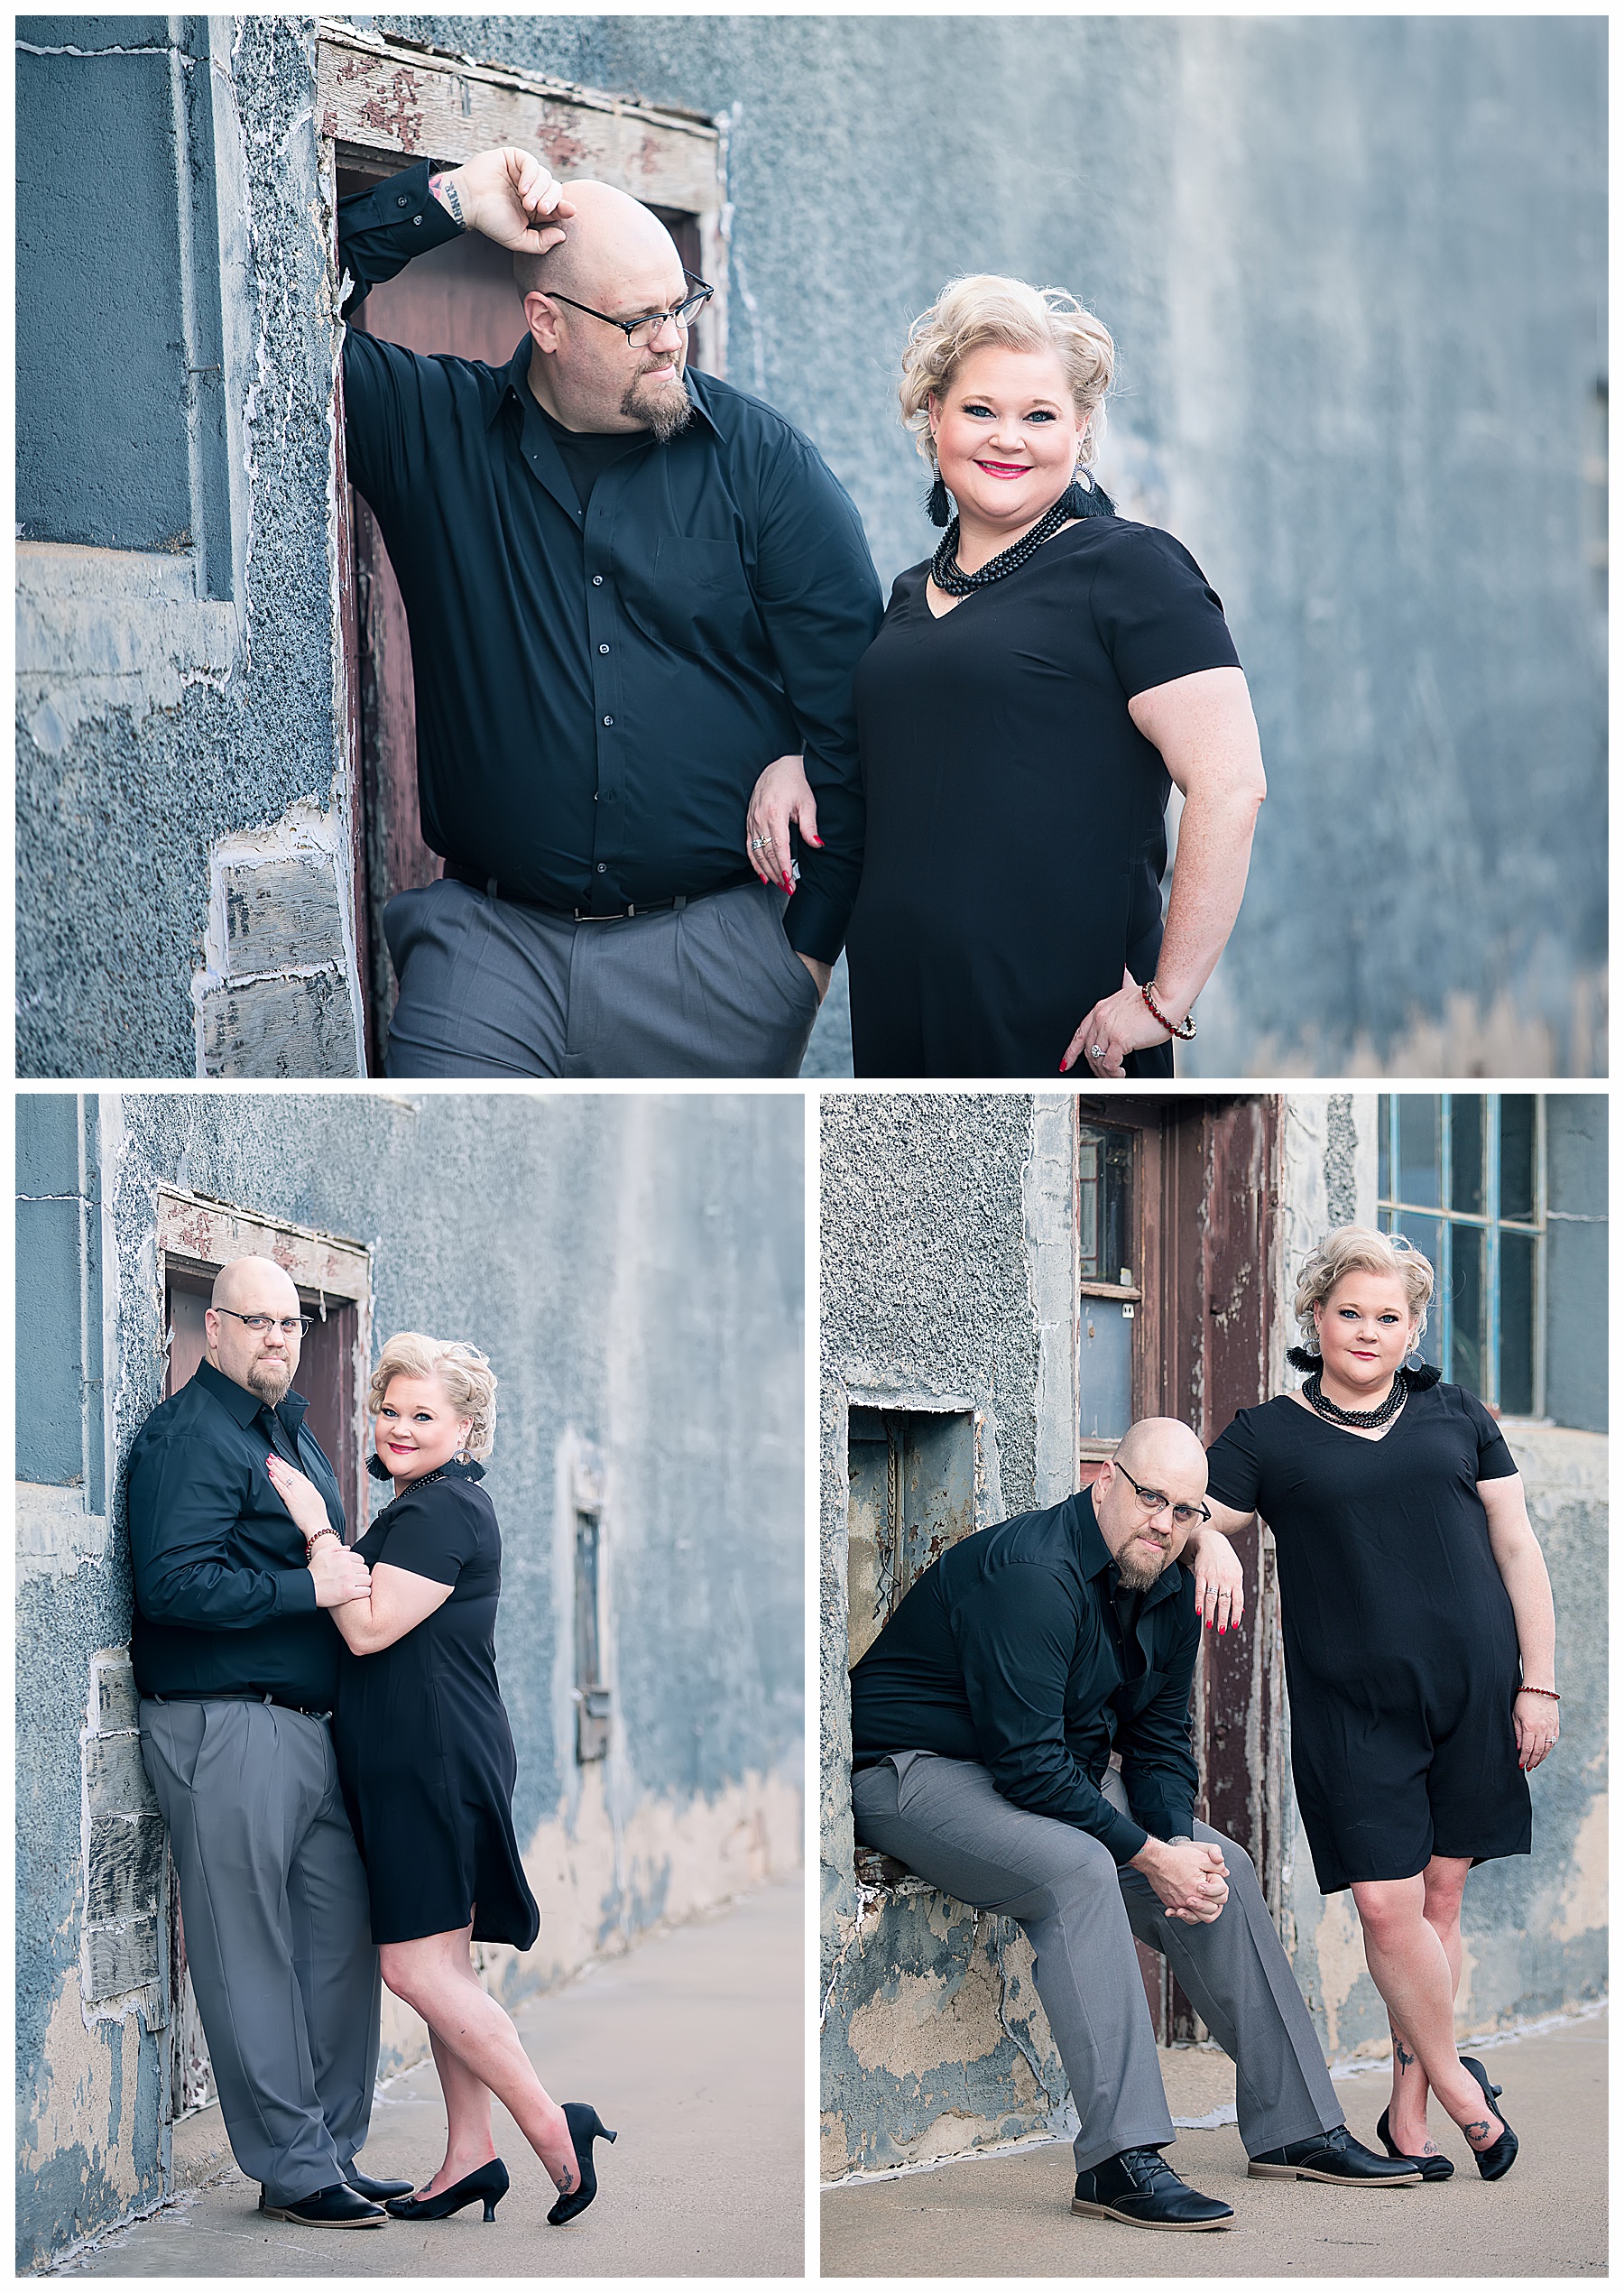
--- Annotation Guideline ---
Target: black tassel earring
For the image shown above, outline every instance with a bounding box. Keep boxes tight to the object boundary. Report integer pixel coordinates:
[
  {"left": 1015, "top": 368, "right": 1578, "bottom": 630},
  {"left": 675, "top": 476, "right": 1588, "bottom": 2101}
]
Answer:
[
  {"left": 1061, "top": 466, "right": 1115, "bottom": 521},
  {"left": 927, "top": 470, "right": 952, "bottom": 527}
]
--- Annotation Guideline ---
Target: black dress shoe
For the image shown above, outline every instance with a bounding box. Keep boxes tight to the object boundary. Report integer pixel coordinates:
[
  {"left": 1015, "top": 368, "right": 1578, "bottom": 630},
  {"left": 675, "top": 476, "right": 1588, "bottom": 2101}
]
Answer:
[
  {"left": 346, "top": 2167, "right": 416, "bottom": 2201},
  {"left": 1460, "top": 2056, "right": 1518, "bottom": 2181},
  {"left": 386, "top": 2159, "right": 510, "bottom": 2223},
  {"left": 1250, "top": 2124, "right": 1421, "bottom": 2184},
  {"left": 261, "top": 2182, "right": 387, "bottom": 2227},
  {"left": 547, "top": 2103, "right": 617, "bottom": 2226},
  {"left": 1072, "top": 2148, "right": 1234, "bottom": 2230},
  {"left": 1376, "top": 2105, "right": 1454, "bottom": 2180}
]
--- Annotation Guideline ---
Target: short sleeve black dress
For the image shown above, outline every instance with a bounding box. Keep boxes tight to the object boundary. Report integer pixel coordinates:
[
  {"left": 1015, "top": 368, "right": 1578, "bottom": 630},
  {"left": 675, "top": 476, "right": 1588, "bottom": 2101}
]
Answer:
[
  {"left": 335, "top": 1460, "right": 540, "bottom": 1949},
  {"left": 845, "top": 518, "right": 1241, "bottom": 1078},
  {"left": 1205, "top": 1379, "right": 1531, "bottom": 1894}
]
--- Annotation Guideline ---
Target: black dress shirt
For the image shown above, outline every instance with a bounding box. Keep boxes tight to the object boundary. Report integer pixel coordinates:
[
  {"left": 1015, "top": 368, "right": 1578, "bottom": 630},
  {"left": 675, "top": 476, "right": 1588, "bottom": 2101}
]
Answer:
[
  {"left": 338, "top": 163, "right": 883, "bottom": 960},
  {"left": 849, "top": 1491, "right": 1202, "bottom": 1863},
  {"left": 126, "top": 1359, "right": 346, "bottom": 1706}
]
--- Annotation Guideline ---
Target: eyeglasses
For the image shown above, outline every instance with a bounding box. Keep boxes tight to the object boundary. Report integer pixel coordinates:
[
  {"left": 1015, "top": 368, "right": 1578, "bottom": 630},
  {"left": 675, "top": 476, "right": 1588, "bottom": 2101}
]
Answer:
[
  {"left": 541, "top": 271, "right": 714, "bottom": 349},
  {"left": 1114, "top": 1462, "right": 1211, "bottom": 1529},
  {"left": 214, "top": 1308, "right": 310, "bottom": 1337}
]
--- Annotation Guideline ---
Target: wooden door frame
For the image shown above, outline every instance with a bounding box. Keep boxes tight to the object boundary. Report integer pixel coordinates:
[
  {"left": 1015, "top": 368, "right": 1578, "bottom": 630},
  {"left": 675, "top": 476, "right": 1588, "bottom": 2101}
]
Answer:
[{"left": 316, "top": 23, "right": 728, "bottom": 1068}]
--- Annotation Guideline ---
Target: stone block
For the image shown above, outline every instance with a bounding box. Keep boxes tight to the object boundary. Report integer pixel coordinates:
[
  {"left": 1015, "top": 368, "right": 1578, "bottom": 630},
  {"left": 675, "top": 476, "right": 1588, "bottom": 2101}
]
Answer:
[
  {"left": 85, "top": 1733, "right": 160, "bottom": 1817},
  {"left": 93, "top": 1651, "right": 142, "bottom": 1735},
  {"left": 87, "top": 1815, "right": 167, "bottom": 1922},
  {"left": 85, "top": 1915, "right": 161, "bottom": 2002},
  {"left": 221, "top": 855, "right": 347, "bottom": 978},
  {"left": 198, "top": 964, "right": 362, "bottom": 1078}
]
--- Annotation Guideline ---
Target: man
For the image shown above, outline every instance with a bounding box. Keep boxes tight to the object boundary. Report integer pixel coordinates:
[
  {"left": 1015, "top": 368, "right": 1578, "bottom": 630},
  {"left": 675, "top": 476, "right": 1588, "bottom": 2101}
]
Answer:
[
  {"left": 337, "top": 146, "right": 882, "bottom": 1077},
  {"left": 129, "top": 1257, "right": 409, "bottom": 2228},
  {"left": 848, "top": 1418, "right": 1419, "bottom": 2228}
]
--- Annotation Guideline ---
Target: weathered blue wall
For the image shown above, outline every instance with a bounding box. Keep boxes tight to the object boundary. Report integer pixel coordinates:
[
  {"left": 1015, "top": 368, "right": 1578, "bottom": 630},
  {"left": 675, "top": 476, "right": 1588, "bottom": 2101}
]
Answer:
[
  {"left": 17, "top": 1090, "right": 804, "bottom": 2265},
  {"left": 17, "top": 15, "right": 1606, "bottom": 1077}
]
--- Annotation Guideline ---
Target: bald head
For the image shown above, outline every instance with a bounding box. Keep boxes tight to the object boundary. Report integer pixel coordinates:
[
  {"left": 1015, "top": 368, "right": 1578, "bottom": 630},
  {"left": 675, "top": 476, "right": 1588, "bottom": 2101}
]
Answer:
[
  {"left": 1093, "top": 1417, "right": 1210, "bottom": 1589},
  {"left": 514, "top": 179, "right": 682, "bottom": 305},
  {"left": 205, "top": 1256, "right": 302, "bottom": 1405}
]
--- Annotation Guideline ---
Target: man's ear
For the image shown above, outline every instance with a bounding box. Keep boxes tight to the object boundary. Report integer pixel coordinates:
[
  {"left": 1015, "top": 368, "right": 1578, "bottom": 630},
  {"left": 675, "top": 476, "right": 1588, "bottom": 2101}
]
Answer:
[{"left": 523, "top": 291, "right": 562, "bottom": 353}]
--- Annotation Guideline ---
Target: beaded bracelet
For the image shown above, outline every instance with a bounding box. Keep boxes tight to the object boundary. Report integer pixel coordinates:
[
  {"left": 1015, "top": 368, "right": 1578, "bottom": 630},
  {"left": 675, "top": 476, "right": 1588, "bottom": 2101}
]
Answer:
[
  {"left": 1518, "top": 1686, "right": 1560, "bottom": 1700},
  {"left": 304, "top": 1527, "right": 339, "bottom": 1558},
  {"left": 1141, "top": 979, "right": 1197, "bottom": 1041}
]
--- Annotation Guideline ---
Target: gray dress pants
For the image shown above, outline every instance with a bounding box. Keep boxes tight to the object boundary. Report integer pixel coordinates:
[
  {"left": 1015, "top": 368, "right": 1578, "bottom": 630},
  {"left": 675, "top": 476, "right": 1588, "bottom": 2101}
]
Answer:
[
  {"left": 851, "top": 1752, "right": 1342, "bottom": 2173},
  {"left": 140, "top": 1697, "right": 383, "bottom": 2207},
  {"left": 383, "top": 874, "right": 821, "bottom": 1077}
]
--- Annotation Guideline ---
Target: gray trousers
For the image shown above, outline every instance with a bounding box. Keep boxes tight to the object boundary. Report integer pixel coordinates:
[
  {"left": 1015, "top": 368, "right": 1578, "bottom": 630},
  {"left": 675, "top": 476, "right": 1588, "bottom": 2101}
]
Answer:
[
  {"left": 383, "top": 874, "right": 821, "bottom": 1077},
  {"left": 140, "top": 1697, "right": 383, "bottom": 2206},
  {"left": 851, "top": 1753, "right": 1342, "bottom": 2173}
]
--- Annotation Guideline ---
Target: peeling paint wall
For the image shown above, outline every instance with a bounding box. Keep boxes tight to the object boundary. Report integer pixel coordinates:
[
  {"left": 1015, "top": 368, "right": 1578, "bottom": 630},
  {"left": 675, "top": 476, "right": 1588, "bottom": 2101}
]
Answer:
[
  {"left": 820, "top": 1092, "right": 1606, "bottom": 2179},
  {"left": 18, "top": 1090, "right": 804, "bottom": 2263}
]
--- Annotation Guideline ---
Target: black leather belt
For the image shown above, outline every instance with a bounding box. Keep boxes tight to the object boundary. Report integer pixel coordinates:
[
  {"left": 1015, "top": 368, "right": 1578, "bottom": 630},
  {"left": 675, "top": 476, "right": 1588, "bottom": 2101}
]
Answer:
[
  {"left": 148, "top": 1689, "right": 332, "bottom": 1721},
  {"left": 444, "top": 858, "right": 755, "bottom": 921}
]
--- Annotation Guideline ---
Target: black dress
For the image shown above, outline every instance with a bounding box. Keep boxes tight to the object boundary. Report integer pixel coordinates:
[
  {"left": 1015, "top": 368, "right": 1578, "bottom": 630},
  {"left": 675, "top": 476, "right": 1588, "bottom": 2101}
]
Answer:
[
  {"left": 335, "top": 1461, "right": 540, "bottom": 1948},
  {"left": 845, "top": 518, "right": 1241, "bottom": 1078},
  {"left": 1205, "top": 1381, "right": 1532, "bottom": 1894}
]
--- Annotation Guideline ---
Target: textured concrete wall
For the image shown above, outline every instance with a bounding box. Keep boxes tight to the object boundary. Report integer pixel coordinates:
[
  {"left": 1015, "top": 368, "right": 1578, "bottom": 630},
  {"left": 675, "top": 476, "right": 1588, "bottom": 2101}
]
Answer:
[
  {"left": 820, "top": 1093, "right": 1079, "bottom": 2175},
  {"left": 18, "top": 1090, "right": 803, "bottom": 2264},
  {"left": 19, "top": 16, "right": 1604, "bottom": 1078},
  {"left": 1545, "top": 1096, "right": 1608, "bottom": 1433},
  {"left": 17, "top": 19, "right": 364, "bottom": 1078}
]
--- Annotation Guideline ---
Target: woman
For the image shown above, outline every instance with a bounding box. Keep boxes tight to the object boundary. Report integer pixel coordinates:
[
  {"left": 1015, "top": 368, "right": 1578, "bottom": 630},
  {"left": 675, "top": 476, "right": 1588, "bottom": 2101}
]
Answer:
[
  {"left": 1202, "top": 1228, "right": 1558, "bottom": 2181},
  {"left": 746, "top": 274, "right": 1266, "bottom": 1078},
  {"left": 266, "top": 1334, "right": 614, "bottom": 2227}
]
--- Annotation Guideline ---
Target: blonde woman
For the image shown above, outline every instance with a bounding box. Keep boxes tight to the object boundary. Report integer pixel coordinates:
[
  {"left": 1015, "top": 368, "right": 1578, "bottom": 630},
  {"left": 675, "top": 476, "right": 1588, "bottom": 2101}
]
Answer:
[
  {"left": 745, "top": 273, "right": 1266, "bottom": 1077},
  {"left": 266, "top": 1335, "right": 614, "bottom": 2228},
  {"left": 1203, "top": 1229, "right": 1559, "bottom": 2184}
]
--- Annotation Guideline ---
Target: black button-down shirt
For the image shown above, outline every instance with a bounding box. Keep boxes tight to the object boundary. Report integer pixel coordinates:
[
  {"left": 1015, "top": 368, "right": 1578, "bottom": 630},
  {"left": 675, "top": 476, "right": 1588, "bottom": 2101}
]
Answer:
[
  {"left": 849, "top": 1491, "right": 1202, "bottom": 1863},
  {"left": 338, "top": 163, "right": 883, "bottom": 959},
  {"left": 127, "top": 1359, "right": 347, "bottom": 1706}
]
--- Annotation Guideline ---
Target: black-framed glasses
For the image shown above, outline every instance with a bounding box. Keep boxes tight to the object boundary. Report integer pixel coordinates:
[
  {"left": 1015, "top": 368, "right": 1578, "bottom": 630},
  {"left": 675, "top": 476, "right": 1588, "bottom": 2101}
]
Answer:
[
  {"left": 541, "top": 271, "right": 714, "bottom": 349},
  {"left": 1115, "top": 1462, "right": 1211, "bottom": 1529},
  {"left": 214, "top": 1307, "right": 310, "bottom": 1337}
]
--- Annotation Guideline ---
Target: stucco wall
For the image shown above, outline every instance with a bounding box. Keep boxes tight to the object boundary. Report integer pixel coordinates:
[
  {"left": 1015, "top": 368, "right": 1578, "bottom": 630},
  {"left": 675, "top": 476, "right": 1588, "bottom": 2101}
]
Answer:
[
  {"left": 18, "top": 16, "right": 1606, "bottom": 1078},
  {"left": 17, "top": 1089, "right": 804, "bottom": 2265}
]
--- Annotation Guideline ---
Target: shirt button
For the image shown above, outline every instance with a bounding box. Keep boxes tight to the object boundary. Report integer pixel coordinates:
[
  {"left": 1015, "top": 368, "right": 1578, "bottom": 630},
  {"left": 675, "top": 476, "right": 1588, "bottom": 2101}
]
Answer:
[
  {"left": 591, "top": 574, "right": 604, "bottom": 587},
  {"left": 596, "top": 863, "right": 607, "bottom": 874},
  {"left": 598, "top": 643, "right": 610, "bottom": 654},
  {"left": 412, "top": 215, "right": 422, "bottom": 227},
  {"left": 397, "top": 195, "right": 410, "bottom": 208},
  {"left": 603, "top": 715, "right": 614, "bottom": 726}
]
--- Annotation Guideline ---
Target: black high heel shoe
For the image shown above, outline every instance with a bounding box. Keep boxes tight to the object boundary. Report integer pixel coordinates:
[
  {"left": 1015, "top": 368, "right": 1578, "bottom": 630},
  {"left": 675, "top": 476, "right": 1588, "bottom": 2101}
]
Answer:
[
  {"left": 547, "top": 2102, "right": 618, "bottom": 2226},
  {"left": 1376, "top": 2105, "right": 1454, "bottom": 2180},
  {"left": 1459, "top": 2057, "right": 1517, "bottom": 2181},
  {"left": 385, "top": 2158, "right": 510, "bottom": 2222}
]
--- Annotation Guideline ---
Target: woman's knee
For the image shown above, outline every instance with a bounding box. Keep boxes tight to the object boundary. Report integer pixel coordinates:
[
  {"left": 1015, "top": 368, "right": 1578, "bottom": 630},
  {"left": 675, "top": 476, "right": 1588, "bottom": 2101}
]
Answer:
[
  {"left": 379, "top": 1937, "right": 440, "bottom": 2011},
  {"left": 1352, "top": 1875, "right": 1426, "bottom": 1945}
]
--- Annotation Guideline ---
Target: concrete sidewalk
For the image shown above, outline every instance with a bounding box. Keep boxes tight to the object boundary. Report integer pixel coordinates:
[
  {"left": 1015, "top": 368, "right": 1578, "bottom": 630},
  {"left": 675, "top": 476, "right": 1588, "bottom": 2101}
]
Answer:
[
  {"left": 56, "top": 1875, "right": 803, "bottom": 2279},
  {"left": 822, "top": 2008, "right": 1606, "bottom": 2278}
]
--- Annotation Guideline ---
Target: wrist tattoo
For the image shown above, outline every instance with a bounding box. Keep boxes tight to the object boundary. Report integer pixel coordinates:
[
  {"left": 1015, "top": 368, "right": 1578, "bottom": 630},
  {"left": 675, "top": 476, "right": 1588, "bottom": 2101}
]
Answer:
[{"left": 429, "top": 171, "right": 466, "bottom": 230}]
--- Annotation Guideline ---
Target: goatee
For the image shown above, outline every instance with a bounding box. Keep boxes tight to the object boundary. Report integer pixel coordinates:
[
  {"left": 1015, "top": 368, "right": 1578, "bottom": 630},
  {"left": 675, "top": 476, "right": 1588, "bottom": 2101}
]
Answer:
[
  {"left": 247, "top": 1361, "right": 292, "bottom": 1404},
  {"left": 623, "top": 367, "right": 692, "bottom": 443},
  {"left": 1117, "top": 1542, "right": 1171, "bottom": 1591}
]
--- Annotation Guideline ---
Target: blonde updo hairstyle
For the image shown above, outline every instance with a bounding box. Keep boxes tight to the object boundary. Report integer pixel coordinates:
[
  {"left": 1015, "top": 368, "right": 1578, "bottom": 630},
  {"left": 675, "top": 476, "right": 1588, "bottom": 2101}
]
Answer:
[
  {"left": 899, "top": 274, "right": 1115, "bottom": 476},
  {"left": 368, "top": 1332, "right": 498, "bottom": 1462},
  {"left": 1294, "top": 1226, "right": 1435, "bottom": 1351}
]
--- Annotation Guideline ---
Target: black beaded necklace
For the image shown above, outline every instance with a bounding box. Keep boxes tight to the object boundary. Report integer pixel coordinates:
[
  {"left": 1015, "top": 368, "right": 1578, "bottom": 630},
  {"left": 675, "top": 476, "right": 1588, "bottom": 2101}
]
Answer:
[
  {"left": 931, "top": 495, "right": 1075, "bottom": 596},
  {"left": 1303, "top": 1369, "right": 1407, "bottom": 1429}
]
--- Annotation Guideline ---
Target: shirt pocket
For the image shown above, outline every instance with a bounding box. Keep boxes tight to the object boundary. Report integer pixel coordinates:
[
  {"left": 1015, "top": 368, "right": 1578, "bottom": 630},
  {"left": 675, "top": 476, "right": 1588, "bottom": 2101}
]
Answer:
[{"left": 641, "top": 534, "right": 755, "bottom": 654}]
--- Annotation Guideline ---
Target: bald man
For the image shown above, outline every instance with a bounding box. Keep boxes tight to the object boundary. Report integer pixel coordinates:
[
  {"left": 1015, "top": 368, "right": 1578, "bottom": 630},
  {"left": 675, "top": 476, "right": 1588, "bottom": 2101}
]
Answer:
[
  {"left": 337, "top": 147, "right": 882, "bottom": 1078},
  {"left": 848, "top": 1419, "right": 1417, "bottom": 2229},
  {"left": 128, "top": 1258, "right": 410, "bottom": 2228}
]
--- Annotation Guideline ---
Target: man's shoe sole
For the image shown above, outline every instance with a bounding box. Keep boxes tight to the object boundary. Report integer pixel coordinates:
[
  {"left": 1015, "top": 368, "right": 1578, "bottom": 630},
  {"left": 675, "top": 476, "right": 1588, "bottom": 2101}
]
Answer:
[
  {"left": 1248, "top": 2160, "right": 1422, "bottom": 2186},
  {"left": 261, "top": 2204, "right": 387, "bottom": 2227},
  {"left": 1071, "top": 2197, "right": 1234, "bottom": 2229}
]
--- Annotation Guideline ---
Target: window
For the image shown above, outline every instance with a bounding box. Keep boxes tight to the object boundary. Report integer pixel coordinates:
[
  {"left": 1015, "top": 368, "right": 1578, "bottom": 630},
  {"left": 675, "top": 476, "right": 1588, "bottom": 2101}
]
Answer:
[
  {"left": 17, "top": 18, "right": 238, "bottom": 597},
  {"left": 1078, "top": 1122, "right": 1139, "bottom": 1453},
  {"left": 317, "top": 23, "right": 727, "bottom": 1065},
  {"left": 845, "top": 1408, "right": 975, "bottom": 1669},
  {"left": 574, "top": 1507, "right": 612, "bottom": 1762},
  {"left": 1377, "top": 1095, "right": 1543, "bottom": 1413}
]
